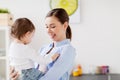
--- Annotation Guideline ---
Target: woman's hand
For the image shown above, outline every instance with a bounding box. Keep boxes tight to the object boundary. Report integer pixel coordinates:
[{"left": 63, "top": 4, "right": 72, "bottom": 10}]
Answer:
[
  {"left": 52, "top": 53, "right": 60, "bottom": 61},
  {"left": 9, "top": 66, "right": 19, "bottom": 80}
]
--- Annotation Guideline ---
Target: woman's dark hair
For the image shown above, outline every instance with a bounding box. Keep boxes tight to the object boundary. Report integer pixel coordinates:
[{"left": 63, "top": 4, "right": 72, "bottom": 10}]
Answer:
[
  {"left": 46, "top": 8, "right": 72, "bottom": 40},
  {"left": 11, "top": 18, "right": 35, "bottom": 40}
]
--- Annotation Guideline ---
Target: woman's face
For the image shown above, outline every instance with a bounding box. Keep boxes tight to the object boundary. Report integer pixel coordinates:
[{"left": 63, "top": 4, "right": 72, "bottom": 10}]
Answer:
[{"left": 45, "top": 16, "right": 68, "bottom": 42}]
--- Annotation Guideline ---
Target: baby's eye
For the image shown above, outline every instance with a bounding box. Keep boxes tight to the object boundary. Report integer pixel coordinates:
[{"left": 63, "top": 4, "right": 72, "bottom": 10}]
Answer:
[{"left": 46, "top": 26, "right": 48, "bottom": 28}]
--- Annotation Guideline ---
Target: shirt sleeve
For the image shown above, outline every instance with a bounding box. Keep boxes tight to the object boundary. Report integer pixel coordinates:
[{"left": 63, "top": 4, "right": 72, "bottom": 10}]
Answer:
[
  {"left": 27, "top": 46, "right": 53, "bottom": 65},
  {"left": 39, "top": 46, "right": 76, "bottom": 80}
]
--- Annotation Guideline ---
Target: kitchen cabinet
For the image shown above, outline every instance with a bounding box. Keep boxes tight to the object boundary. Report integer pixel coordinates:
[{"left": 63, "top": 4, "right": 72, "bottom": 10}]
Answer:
[{"left": 0, "top": 26, "right": 10, "bottom": 80}]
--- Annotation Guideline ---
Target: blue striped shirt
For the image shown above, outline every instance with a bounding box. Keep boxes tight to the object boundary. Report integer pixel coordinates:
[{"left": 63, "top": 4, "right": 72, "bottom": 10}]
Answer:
[{"left": 39, "top": 39, "right": 76, "bottom": 80}]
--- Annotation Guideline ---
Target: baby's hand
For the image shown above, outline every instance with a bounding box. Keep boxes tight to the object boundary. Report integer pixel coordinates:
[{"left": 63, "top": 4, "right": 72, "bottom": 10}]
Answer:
[{"left": 52, "top": 53, "right": 60, "bottom": 61}]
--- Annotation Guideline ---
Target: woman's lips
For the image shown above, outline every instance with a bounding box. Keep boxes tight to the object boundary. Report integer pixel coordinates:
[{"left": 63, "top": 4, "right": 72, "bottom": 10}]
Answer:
[{"left": 49, "top": 34, "right": 56, "bottom": 39}]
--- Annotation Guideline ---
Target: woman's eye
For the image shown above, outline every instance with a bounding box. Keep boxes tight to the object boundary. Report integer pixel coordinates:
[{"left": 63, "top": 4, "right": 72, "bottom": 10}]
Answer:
[
  {"left": 51, "top": 26, "right": 55, "bottom": 28},
  {"left": 45, "top": 25, "right": 55, "bottom": 29}
]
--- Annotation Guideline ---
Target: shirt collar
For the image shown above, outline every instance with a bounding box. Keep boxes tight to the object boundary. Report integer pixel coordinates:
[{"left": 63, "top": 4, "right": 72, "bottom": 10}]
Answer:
[{"left": 49, "top": 39, "right": 70, "bottom": 47}]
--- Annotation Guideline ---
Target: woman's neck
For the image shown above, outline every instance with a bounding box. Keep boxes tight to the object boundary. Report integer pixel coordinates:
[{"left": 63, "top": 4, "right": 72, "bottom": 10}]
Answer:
[{"left": 53, "top": 38, "right": 67, "bottom": 46}]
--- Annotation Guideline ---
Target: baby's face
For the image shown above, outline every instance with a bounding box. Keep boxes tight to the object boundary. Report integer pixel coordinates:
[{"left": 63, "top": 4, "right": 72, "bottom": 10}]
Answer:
[{"left": 23, "top": 30, "right": 35, "bottom": 44}]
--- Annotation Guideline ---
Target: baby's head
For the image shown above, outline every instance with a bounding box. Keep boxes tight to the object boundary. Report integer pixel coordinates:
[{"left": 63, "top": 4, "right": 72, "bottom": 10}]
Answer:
[{"left": 11, "top": 18, "right": 35, "bottom": 44}]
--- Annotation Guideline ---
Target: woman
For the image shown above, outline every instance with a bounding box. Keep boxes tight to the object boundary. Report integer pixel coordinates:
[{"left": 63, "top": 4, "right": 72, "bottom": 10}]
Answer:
[{"left": 10, "top": 8, "right": 76, "bottom": 80}]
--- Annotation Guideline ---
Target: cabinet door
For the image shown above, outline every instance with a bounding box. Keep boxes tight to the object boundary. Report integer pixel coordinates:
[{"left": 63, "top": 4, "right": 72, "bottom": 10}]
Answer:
[
  {"left": 0, "top": 60, "right": 7, "bottom": 80},
  {"left": 0, "top": 27, "right": 9, "bottom": 80}
]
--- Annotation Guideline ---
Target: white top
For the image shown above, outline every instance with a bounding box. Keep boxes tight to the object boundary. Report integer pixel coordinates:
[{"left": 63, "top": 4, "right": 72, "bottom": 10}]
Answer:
[{"left": 9, "top": 41, "right": 52, "bottom": 73}]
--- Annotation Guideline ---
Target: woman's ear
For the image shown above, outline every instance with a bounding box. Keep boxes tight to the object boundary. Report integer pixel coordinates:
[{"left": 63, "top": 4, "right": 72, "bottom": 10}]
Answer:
[{"left": 63, "top": 22, "right": 68, "bottom": 30}]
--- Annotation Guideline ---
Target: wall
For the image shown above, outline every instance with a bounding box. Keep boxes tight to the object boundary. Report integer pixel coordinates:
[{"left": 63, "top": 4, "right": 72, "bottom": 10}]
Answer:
[{"left": 0, "top": 0, "right": 120, "bottom": 73}]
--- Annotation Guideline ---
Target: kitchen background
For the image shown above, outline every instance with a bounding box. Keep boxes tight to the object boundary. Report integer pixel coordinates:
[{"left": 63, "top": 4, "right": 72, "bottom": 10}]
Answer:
[{"left": 0, "top": 0, "right": 120, "bottom": 74}]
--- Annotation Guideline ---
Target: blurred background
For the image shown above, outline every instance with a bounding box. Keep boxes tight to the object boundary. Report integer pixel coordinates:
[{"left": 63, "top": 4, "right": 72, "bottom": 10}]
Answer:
[{"left": 0, "top": 0, "right": 120, "bottom": 74}]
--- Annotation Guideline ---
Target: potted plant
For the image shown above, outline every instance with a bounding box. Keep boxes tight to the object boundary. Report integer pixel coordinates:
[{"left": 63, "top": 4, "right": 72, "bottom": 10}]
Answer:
[
  {"left": 0, "top": 8, "right": 10, "bottom": 13},
  {"left": 0, "top": 8, "right": 13, "bottom": 26}
]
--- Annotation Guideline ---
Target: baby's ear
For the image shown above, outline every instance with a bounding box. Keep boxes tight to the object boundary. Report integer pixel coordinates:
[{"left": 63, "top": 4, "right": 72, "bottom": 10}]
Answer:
[
  {"left": 24, "top": 31, "right": 31, "bottom": 37},
  {"left": 26, "top": 31, "right": 31, "bottom": 35}
]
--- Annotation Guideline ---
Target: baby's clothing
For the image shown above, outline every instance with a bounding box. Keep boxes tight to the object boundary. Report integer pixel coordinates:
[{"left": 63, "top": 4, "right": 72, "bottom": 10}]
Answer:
[
  {"left": 20, "top": 68, "right": 44, "bottom": 80},
  {"left": 9, "top": 41, "right": 53, "bottom": 79}
]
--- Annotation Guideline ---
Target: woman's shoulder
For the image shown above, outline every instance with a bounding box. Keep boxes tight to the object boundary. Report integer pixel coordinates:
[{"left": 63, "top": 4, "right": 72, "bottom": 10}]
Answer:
[
  {"left": 62, "top": 43, "right": 75, "bottom": 50},
  {"left": 60, "top": 43, "right": 76, "bottom": 56}
]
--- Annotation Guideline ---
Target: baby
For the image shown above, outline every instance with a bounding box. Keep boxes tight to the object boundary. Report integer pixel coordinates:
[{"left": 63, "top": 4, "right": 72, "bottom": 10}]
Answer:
[{"left": 9, "top": 18, "right": 59, "bottom": 80}]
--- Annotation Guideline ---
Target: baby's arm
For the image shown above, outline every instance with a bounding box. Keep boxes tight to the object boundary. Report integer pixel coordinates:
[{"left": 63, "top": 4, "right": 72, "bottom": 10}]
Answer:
[
  {"left": 51, "top": 53, "right": 60, "bottom": 61},
  {"left": 27, "top": 48, "right": 59, "bottom": 65},
  {"left": 38, "top": 53, "right": 60, "bottom": 73}
]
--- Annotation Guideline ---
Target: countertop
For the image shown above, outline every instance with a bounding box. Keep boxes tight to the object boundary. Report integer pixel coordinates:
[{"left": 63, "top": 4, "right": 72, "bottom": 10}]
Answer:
[{"left": 70, "top": 74, "right": 120, "bottom": 80}]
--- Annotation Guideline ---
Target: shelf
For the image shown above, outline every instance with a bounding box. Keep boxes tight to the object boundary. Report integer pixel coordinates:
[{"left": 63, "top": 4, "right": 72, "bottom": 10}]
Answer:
[
  {"left": 0, "top": 26, "right": 9, "bottom": 30},
  {"left": 0, "top": 56, "right": 6, "bottom": 60}
]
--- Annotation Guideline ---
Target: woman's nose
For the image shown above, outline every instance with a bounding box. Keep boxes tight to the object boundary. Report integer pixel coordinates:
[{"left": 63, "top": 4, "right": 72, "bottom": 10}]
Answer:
[{"left": 47, "top": 28, "right": 52, "bottom": 33}]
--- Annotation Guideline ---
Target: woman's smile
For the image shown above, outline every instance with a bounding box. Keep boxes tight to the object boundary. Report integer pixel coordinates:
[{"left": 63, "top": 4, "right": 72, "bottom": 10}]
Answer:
[{"left": 49, "top": 33, "right": 56, "bottom": 39}]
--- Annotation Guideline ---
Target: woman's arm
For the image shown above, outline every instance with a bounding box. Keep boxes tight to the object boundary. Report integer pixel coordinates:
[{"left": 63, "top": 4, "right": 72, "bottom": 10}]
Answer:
[
  {"left": 9, "top": 66, "right": 19, "bottom": 80},
  {"left": 39, "top": 46, "right": 76, "bottom": 80}
]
